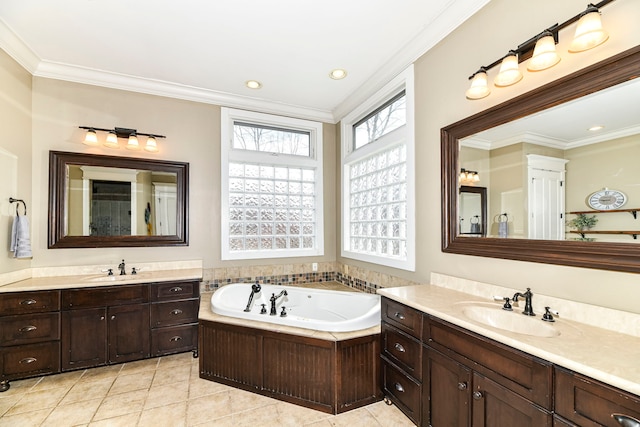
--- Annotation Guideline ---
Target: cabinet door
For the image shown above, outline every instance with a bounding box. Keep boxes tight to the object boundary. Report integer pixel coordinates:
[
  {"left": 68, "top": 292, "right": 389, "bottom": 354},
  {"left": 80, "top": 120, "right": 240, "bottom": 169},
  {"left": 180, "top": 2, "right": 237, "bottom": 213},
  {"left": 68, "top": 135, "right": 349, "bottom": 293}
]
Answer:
[
  {"left": 472, "top": 372, "right": 552, "bottom": 427},
  {"left": 423, "top": 347, "right": 471, "bottom": 427},
  {"left": 108, "top": 304, "right": 150, "bottom": 364},
  {"left": 61, "top": 308, "right": 107, "bottom": 371}
]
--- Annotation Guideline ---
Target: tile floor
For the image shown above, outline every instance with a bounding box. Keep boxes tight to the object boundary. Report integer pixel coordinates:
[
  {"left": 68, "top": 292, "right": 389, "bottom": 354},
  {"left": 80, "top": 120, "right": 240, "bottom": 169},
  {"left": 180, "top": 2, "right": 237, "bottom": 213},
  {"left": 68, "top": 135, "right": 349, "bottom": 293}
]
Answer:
[{"left": 0, "top": 352, "right": 414, "bottom": 426}]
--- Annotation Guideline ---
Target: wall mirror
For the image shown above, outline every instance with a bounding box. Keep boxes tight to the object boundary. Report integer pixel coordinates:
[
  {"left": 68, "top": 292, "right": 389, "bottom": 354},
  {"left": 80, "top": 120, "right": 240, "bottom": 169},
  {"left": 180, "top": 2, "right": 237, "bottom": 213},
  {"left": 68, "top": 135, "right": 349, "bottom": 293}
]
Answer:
[
  {"left": 49, "top": 151, "right": 189, "bottom": 248},
  {"left": 442, "top": 45, "right": 640, "bottom": 273}
]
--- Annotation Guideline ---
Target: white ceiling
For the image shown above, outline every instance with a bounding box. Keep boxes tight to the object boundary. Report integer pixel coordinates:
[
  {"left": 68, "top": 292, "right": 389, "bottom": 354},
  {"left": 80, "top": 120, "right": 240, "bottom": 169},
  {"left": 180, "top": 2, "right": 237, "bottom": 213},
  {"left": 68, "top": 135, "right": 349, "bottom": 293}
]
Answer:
[{"left": 0, "top": 0, "right": 489, "bottom": 123}]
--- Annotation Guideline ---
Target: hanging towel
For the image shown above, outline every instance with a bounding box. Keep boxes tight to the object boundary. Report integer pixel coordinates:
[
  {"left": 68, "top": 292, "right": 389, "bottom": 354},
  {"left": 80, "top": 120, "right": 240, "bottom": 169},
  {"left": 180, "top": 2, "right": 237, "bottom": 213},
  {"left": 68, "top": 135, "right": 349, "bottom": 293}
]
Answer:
[{"left": 10, "top": 215, "right": 32, "bottom": 258}]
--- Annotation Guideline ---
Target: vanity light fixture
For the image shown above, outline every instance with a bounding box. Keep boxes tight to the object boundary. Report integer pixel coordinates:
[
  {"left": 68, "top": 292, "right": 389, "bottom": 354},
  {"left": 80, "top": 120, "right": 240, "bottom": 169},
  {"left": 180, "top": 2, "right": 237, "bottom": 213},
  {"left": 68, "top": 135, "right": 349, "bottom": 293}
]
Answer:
[
  {"left": 494, "top": 51, "right": 523, "bottom": 87},
  {"left": 465, "top": 0, "right": 614, "bottom": 100},
  {"left": 79, "top": 126, "right": 166, "bottom": 153},
  {"left": 459, "top": 168, "right": 480, "bottom": 185}
]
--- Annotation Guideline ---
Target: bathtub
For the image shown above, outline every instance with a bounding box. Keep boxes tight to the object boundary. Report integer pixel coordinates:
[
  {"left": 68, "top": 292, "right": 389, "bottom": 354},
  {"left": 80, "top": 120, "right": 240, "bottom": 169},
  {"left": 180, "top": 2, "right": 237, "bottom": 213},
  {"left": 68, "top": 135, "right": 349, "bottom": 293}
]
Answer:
[{"left": 210, "top": 283, "right": 380, "bottom": 332}]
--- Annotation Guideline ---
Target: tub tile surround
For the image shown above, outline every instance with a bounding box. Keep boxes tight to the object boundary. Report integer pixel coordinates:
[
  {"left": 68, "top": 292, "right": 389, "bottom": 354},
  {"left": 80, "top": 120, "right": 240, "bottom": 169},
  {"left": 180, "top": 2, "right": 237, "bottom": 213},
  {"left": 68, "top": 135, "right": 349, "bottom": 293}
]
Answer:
[{"left": 378, "top": 272, "right": 640, "bottom": 397}]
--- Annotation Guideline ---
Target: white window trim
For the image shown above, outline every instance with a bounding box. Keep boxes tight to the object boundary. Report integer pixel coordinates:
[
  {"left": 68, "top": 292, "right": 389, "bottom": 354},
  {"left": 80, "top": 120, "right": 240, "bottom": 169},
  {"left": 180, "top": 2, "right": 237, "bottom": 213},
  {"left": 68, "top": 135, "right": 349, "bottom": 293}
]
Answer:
[
  {"left": 340, "top": 65, "right": 415, "bottom": 271},
  {"left": 221, "top": 107, "right": 324, "bottom": 260}
]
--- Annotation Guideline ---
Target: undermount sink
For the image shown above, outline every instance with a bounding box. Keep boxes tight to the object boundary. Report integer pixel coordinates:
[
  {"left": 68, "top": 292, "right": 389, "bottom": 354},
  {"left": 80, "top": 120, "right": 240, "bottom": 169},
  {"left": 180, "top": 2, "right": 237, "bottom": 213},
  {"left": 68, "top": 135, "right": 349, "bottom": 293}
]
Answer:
[
  {"left": 456, "top": 303, "right": 560, "bottom": 338},
  {"left": 84, "top": 273, "right": 148, "bottom": 283}
]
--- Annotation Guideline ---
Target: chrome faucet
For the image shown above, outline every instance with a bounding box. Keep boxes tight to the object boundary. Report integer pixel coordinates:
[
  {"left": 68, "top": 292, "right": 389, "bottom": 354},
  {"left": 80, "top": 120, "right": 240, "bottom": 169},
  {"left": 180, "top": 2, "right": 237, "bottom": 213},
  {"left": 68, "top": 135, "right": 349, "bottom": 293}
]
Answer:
[
  {"left": 243, "top": 282, "right": 262, "bottom": 312},
  {"left": 118, "top": 259, "right": 126, "bottom": 275},
  {"left": 512, "top": 288, "right": 535, "bottom": 316},
  {"left": 270, "top": 290, "right": 288, "bottom": 316}
]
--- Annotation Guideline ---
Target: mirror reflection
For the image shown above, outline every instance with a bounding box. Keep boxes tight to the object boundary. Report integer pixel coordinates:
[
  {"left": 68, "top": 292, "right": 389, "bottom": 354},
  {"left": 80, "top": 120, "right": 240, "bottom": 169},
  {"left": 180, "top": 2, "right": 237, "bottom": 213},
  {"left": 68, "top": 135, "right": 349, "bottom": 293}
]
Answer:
[
  {"left": 66, "top": 165, "right": 178, "bottom": 237},
  {"left": 459, "top": 78, "right": 640, "bottom": 244},
  {"left": 459, "top": 186, "right": 486, "bottom": 237}
]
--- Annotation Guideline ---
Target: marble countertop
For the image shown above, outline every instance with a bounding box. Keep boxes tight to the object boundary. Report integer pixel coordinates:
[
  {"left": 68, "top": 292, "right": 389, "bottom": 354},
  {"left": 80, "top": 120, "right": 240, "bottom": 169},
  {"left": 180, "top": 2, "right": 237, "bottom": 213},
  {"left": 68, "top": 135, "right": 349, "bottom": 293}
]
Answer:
[
  {"left": 0, "top": 268, "right": 203, "bottom": 292},
  {"left": 378, "top": 284, "right": 640, "bottom": 397}
]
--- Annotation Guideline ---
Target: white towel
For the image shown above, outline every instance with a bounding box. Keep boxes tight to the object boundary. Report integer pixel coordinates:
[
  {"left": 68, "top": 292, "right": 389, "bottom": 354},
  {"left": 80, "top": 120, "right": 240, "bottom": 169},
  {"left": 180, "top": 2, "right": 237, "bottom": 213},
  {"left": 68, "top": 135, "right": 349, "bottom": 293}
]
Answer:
[{"left": 10, "top": 215, "right": 32, "bottom": 258}]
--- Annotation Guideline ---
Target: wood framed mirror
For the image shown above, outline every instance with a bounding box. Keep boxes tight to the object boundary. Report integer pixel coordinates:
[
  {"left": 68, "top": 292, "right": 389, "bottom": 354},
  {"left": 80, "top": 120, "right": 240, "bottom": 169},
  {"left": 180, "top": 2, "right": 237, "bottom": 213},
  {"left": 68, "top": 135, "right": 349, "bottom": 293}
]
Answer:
[
  {"left": 442, "top": 45, "right": 640, "bottom": 273},
  {"left": 49, "top": 151, "right": 189, "bottom": 248}
]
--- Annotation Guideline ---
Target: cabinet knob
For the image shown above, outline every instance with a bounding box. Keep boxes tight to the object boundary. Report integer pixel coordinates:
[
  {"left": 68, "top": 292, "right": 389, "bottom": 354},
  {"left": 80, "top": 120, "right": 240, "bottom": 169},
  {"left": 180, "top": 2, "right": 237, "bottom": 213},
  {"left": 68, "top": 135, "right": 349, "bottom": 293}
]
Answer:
[
  {"left": 472, "top": 391, "right": 483, "bottom": 400},
  {"left": 457, "top": 382, "right": 468, "bottom": 391},
  {"left": 100, "top": 316, "right": 105, "bottom": 320},
  {"left": 171, "top": 309, "right": 183, "bottom": 315},
  {"left": 20, "top": 299, "right": 37, "bottom": 306},
  {"left": 394, "top": 382, "right": 405, "bottom": 393},
  {"left": 170, "top": 336, "right": 183, "bottom": 342},
  {"left": 19, "top": 357, "right": 37, "bottom": 364},
  {"left": 19, "top": 325, "right": 37, "bottom": 332},
  {"left": 170, "top": 287, "right": 183, "bottom": 293},
  {"left": 393, "top": 343, "right": 406, "bottom": 353},
  {"left": 393, "top": 312, "right": 405, "bottom": 320},
  {"left": 111, "top": 315, "right": 116, "bottom": 320}
]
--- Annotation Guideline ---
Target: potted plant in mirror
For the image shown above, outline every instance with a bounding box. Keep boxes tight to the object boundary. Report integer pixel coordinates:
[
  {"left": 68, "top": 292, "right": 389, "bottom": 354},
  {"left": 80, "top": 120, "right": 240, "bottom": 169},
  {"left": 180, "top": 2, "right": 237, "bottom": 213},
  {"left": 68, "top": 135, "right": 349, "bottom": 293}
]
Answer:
[{"left": 567, "top": 213, "right": 598, "bottom": 241}]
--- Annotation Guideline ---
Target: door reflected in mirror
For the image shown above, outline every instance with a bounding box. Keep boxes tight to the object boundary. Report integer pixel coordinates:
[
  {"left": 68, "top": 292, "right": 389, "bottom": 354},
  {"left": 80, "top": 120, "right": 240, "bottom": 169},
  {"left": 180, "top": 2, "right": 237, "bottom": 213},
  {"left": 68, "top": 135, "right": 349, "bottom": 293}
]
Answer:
[{"left": 459, "top": 186, "right": 486, "bottom": 237}]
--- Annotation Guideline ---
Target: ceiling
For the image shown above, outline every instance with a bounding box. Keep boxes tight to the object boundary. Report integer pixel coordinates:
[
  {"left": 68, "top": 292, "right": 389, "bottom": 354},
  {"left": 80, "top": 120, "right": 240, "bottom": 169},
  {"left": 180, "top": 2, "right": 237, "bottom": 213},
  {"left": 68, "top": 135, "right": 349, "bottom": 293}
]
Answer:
[{"left": 0, "top": 0, "right": 489, "bottom": 123}]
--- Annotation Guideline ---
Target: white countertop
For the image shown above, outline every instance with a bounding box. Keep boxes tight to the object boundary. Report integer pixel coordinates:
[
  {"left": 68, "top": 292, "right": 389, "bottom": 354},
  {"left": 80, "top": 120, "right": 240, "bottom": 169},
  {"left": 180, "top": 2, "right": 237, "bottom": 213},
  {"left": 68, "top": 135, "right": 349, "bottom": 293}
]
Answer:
[
  {"left": 378, "top": 284, "right": 640, "bottom": 397},
  {"left": 0, "top": 267, "right": 203, "bottom": 292}
]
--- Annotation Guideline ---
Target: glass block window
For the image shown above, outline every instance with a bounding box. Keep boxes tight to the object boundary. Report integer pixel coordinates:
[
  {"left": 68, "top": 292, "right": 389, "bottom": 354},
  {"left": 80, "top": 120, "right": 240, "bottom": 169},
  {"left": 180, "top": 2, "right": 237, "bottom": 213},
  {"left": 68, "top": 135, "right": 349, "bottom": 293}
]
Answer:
[
  {"left": 221, "top": 108, "right": 324, "bottom": 260},
  {"left": 348, "top": 145, "right": 407, "bottom": 258},
  {"left": 341, "top": 66, "right": 415, "bottom": 271}
]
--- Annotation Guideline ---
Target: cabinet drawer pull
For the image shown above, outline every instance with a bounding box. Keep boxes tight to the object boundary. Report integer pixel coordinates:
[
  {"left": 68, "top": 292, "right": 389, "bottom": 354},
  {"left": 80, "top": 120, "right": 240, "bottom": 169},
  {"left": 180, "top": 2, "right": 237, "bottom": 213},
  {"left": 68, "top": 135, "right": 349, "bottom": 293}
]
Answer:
[
  {"left": 472, "top": 391, "right": 483, "bottom": 400},
  {"left": 170, "top": 287, "right": 183, "bottom": 293},
  {"left": 457, "top": 382, "right": 467, "bottom": 391},
  {"left": 20, "top": 299, "right": 37, "bottom": 306},
  {"left": 612, "top": 414, "right": 640, "bottom": 427},
  {"left": 393, "top": 343, "right": 406, "bottom": 353},
  {"left": 393, "top": 312, "right": 405, "bottom": 321},
  {"left": 171, "top": 309, "right": 183, "bottom": 315},
  {"left": 19, "top": 325, "right": 37, "bottom": 332},
  {"left": 394, "top": 382, "right": 405, "bottom": 393},
  {"left": 19, "top": 357, "right": 37, "bottom": 364},
  {"left": 169, "top": 336, "right": 183, "bottom": 342},
  {"left": 111, "top": 315, "right": 116, "bottom": 320}
]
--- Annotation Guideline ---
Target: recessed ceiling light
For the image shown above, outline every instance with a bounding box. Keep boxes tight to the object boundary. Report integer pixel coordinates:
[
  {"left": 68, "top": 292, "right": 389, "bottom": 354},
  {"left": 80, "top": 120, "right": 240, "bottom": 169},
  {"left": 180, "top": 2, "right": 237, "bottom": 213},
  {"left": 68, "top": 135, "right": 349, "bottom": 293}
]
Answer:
[
  {"left": 589, "top": 125, "right": 604, "bottom": 131},
  {"left": 246, "top": 80, "right": 262, "bottom": 89},
  {"left": 329, "top": 69, "right": 347, "bottom": 80}
]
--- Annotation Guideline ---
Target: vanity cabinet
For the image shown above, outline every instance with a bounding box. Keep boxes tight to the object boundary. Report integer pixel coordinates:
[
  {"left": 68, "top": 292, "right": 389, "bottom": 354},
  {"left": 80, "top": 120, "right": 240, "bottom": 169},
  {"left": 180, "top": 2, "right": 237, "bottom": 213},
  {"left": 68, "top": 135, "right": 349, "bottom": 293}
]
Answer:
[
  {"left": 380, "top": 297, "right": 554, "bottom": 427},
  {"left": 0, "top": 290, "right": 61, "bottom": 391},
  {"left": 150, "top": 281, "right": 199, "bottom": 357},
  {"left": 554, "top": 366, "right": 640, "bottom": 427},
  {"left": 61, "top": 285, "right": 150, "bottom": 370}
]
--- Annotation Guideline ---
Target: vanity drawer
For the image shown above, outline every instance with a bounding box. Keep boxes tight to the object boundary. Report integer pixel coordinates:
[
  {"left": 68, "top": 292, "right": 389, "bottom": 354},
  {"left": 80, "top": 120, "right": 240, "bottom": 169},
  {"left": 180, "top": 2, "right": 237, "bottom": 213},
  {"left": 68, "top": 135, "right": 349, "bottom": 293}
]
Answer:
[
  {"left": 0, "top": 291, "right": 60, "bottom": 315},
  {"left": 0, "top": 312, "right": 60, "bottom": 346},
  {"left": 381, "top": 323, "right": 422, "bottom": 380},
  {"left": 555, "top": 367, "right": 640, "bottom": 426},
  {"left": 62, "top": 284, "right": 149, "bottom": 309},
  {"left": 381, "top": 297, "right": 422, "bottom": 338},
  {"left": 0, "top": 341, "right": 60, "bottom": 379},
  {"left": 382, "top": 359, "right": 421, "bottom": 425},
  {"left": 151, "top": 299, "right": 199, "bottom": 327},
  {"left": 151, "top": 281, "right": 199, "bottom": 302},
  {"left": 151, "top": 323, "right": 198, "bottom": 356}
]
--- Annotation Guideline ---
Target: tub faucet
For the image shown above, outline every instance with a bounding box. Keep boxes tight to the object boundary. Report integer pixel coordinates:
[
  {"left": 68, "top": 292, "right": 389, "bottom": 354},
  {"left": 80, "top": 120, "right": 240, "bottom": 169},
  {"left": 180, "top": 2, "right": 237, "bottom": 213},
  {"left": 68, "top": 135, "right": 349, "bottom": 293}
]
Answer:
[
  {"left": 512, "top": 288, "right": 535, "bottom": 316},
  {"left": 243, "top": 282, "right": 262, "bottom": 312},
  {"left": 270, "top": 290, "right": 288, "bottom": 316},
  {"left": 118, "top": 259, "right": 126, "bottom": 275}
]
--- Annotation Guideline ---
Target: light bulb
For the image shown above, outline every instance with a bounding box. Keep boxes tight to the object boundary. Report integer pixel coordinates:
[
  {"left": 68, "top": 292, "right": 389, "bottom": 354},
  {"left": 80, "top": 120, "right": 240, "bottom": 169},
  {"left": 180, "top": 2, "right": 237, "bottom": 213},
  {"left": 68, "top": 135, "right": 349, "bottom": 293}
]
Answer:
[
  {"left": 494, "top": 52, "right": 523, "bottom": 87},
  {"left": 569, "top": 7, "right": 608, "bottom": 53},
  {"left": 528, "top": 32, "right": 561, "bottom": 71},
  {"left": 465, "top": 69, "right": 490, "bottom": 100},
  {"left": 83, "top": 129, "right": 99, "bottom": 146},
  {"left": 144, "top": 136, "right": 159, "bottom": 152},
  {"left": 104, "top": 131, "right": 119, "bottom": 148},
  {"left": 126, "top": 133, "right": 140, "bottom": 150}
]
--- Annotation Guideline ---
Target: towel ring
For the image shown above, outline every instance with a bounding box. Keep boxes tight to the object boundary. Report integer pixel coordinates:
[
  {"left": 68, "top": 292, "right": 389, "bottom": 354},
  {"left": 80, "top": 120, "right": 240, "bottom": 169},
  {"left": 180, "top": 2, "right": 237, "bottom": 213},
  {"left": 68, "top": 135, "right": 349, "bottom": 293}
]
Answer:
[{"left": 9, "top": 198, "right": 27, "bottom": 216}]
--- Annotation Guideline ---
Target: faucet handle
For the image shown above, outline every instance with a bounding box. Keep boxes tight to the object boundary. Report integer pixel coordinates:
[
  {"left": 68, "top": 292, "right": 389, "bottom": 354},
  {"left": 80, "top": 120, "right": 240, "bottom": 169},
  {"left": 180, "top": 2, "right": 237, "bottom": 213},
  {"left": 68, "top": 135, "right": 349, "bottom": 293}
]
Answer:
[
  {"left": 131, "top": 267, "right": 140, "bottom": 275},
  {"left": 542, "top": 307, "right": 558, "bottom": 322},
  {"left": 260, "top": 304, "right": 267, "bottom": 314},
  {"left": 494, "top": 296, "right": 512, "bottom": 311},
  {"left": 101, "top": 268, "right": 114, "bottom": 276}
]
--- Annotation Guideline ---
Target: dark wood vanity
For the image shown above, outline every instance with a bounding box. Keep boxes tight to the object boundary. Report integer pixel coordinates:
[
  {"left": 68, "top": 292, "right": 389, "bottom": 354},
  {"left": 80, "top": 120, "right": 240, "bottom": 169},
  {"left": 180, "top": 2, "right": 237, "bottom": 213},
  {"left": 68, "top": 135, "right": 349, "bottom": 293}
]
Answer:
[
  {"left": 381, "top": 297, "right": 640, "bottom": 427},
  {"left": 0, "top": 279, "right": 199, "bottom": 391}
]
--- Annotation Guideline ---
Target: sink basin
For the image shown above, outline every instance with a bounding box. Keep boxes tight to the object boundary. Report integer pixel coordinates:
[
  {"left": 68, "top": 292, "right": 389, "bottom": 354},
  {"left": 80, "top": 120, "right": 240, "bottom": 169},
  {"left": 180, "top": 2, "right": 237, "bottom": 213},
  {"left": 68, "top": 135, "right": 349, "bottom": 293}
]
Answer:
[
  {"left": 83, "top": 273, "right": 149, "bottom": 283},
  {"left": 457, "top": 303, "right": 560, "bottom": 338}
]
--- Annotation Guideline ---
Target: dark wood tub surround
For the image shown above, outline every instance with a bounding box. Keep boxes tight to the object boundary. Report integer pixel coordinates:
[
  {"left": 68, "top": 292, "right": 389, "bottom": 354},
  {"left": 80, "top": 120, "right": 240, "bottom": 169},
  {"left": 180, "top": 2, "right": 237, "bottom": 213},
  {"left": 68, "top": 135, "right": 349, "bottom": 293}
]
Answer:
[{"left": 198, "top": 319, "right": 382, "bottom": 414}]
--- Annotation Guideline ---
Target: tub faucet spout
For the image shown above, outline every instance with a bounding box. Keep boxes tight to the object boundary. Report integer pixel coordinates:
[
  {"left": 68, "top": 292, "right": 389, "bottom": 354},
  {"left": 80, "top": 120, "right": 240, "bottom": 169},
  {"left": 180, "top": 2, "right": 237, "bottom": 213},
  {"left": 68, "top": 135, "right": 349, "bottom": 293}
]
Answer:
[
  {"left": 270, "top": 290, "right": 288, "bottom": 315},
  {"left": 243, "top": 282, "right": 262, "bottom": 312}
]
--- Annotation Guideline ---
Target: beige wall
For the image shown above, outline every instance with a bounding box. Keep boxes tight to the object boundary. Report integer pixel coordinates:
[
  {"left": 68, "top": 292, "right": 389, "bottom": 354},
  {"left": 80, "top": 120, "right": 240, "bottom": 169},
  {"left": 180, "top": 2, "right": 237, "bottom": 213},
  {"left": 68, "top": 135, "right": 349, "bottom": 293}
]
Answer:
[
  {"left": 340, "top": 0, "right": 640, "bottom": 313},
  {"left": 1, "top": 0, "right": 639, "bottom": 313},
  {"left": 0, "top": 49, "right": 32, "bottom": 273}
]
